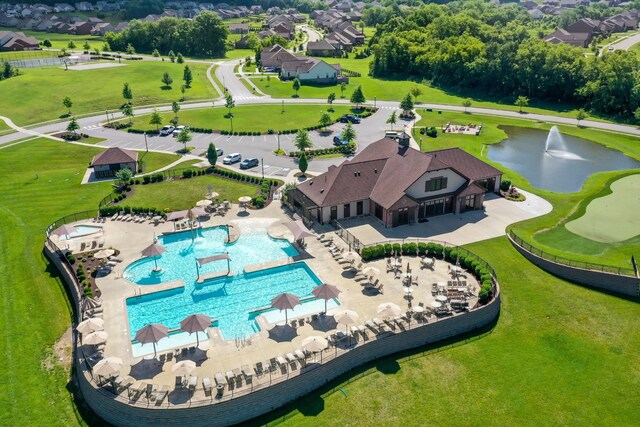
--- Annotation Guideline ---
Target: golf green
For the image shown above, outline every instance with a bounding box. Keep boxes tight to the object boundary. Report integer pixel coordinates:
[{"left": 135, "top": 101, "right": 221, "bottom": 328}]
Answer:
[{"left": 565, "top": 174, "right": 640, "bottom": 243}]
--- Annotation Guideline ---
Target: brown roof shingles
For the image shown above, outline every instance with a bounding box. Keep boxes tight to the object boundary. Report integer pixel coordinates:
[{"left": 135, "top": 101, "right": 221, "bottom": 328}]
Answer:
[{"left": 91, "top": 147, "right": 138, "bottom": 167}]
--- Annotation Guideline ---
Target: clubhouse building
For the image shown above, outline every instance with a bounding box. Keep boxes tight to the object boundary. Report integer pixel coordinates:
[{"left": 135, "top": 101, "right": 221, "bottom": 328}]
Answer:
[{"left": 288, "top": 138, "right": 503, "bottom": 227}]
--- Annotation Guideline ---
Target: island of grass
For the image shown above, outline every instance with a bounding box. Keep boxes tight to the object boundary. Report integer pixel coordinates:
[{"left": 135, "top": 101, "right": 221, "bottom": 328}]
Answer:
[
  {"left": 0, "top": 61, "right": 217, "bottom": 126},
  {"left": 117, "top": 104, "right": 359, "bottom": 133}
]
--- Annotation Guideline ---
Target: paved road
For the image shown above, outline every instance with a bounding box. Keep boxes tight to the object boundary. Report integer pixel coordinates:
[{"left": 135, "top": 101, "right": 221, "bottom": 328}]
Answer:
[
  {"left": 215, "top": 60, "right": 255, "bottom": 99},
  {"left": 611, "top": 32, "right": 640, "bottom": 51},
  {"left": 300, "top": 25, "right": 322, "bottom": 50}
]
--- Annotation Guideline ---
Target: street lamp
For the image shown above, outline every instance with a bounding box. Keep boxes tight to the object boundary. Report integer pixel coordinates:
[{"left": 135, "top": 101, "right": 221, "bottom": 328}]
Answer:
[
  {"left": 277, "top": 131, "right": 281, "bottom": 153},
  {"left": 281, "top": 100, "right": 284, "bottom": 113},
  {"left": 230, "top": 114, "right": 234, "bottom": 133},
  {"left": 374, "top": 96, "right": 377, "bottom": 109},
  {"left": 105, "top": 110, "right": 110, "bottom": 124},
  {"left": 419, "top": 137, "right": 422, "bottom": 151},
  {"left": 144, "top": 132, "right": 149, "bottom": 152},
  {"left": 261, "top": 158, "right": 264, "bottom": 179}
]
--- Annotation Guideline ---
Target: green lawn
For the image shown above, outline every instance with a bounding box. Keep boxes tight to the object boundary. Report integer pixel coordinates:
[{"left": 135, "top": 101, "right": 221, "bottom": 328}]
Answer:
[
  {"left": 413, "top": 110, "right": 640, "bottom": 268},
  {"left": 124, "top": 175, "right": 259, "bottom": 211},
  {"left": 252, "top": 57, "right": 613, "bottom": 122},
  {"left": 0, "top": 61, "right": 217, "bottom": 126},
  {"left": 120, "top": 104, "right": 357, "bottom": 133},
  {"left": 138, "top": 151, "right": 181, "bottom": 172},
  {"left": 270, "top": 237, "right": 640, "bottom": 427},
  {"left": 79, "top": 136, "right": 106, "bottom": 144},
  {"left": 0, "top": 27, "right": 105, "bottom": 50},
  {"left": 0, "top": 138, "right": 111, "bottom": 426}
]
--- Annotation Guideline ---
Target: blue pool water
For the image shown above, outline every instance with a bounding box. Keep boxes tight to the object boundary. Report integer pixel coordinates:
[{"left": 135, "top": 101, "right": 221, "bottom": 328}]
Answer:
[
  {"left": 65, "top": 225, "right": 103, "bottom": 239},
  {"left": 124, "top": 226, "right": 299, "bottom": 284},
  {"left": 126, "top": 263, "right": 323, "bottom": 340}
]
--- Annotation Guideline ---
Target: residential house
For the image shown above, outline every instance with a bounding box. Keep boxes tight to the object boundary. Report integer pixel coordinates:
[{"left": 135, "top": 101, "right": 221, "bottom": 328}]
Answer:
[
  {"left": 91, "top": 148, "right": 139, "bottom": 179},
  {"left": 545, "top": 28, "right": 591, "bottom": 47},
  {"left": 280, "top": 57, "right": 342, "bottom": 84},
  {"left": 91, "top": 22, "right": 114, "bottom": 35},
  {"left": 307, "top": 39, "right": 338, "bottom": 57},
  {"left": 528, "top": 9, "right": 544, "bottom": 19},
  {"left": 74, "top": 2, "right": 93, "bottom": 11},
  {"left": 53, "top": 3, "right": 75, "bottom": 12},
  {"left": 0, "top": 30, "right": 40, "bottom": 51},
  {"left": 288, "top": 139, "right": 502, "bottom": 227},
  {"left": 228, "top": 23, "right": 249, "bottom": 34},
  {"left": 260, "top": 44, "right": 298, "bottom": 70},
  {"left": 70, "top": 21, "right": 94, "bottom": 35}
]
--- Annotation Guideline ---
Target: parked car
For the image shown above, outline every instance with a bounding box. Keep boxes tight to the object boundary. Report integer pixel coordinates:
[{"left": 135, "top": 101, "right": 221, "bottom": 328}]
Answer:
[
  {"left": 339, "top": 114, "right": 361, "bottom": 124},
  {"left": 216, "top": 148, "right": 224, "bottom": 156},
  {"left": 172, "top": 125, "right": 188, "bottom": 137},
  {"left": 385, "top": 131, "right": 399, "bottom": 139},
  {"left": 240, "top": 158, "right": 259, "bottom": 169},
  {"left": 159, "top": 125, "right": 175, "bottom": 136},
  {"left": 222, "top": 153, "right": 242, "bottom": 164},
  {"left": 333, "top": 135, "right": 349, "bottom": 146}
]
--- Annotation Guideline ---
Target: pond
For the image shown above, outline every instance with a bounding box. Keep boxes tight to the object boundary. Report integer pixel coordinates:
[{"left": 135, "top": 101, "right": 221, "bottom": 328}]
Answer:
[{"left": 487, "top": 126, "right": 640, "bottom": 193}]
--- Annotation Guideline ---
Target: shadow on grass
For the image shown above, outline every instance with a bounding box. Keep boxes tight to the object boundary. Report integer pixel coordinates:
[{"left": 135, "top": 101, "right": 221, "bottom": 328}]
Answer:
[{"left": 240, "top": 315, "right": 500, "bottom": 426}]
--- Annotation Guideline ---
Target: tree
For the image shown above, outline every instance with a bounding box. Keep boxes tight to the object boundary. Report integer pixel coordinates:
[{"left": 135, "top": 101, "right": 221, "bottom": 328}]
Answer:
[
  {"left": 180, "top": 85, "right": 186, "bottom": 101},
  {"left": 294, "top": 129, "right": 313, "bottom": 151},
  {"left": 292, "top": 77, "right": 301, "bottom": 97},
  {"left": 183, "top": 65, "right": 193, "bottom": 87},
  {"left": 576, "top": 108, "right": 588, "bottom": 126},
  {"left": 225, "top": 94, "right": 235, "bottom": 115},
  {"left": 176, "top": 53, "right": 184, "bottom": 63},
  {"left": 515, "top": 96, "right": 529, "bottom": 113},
  {"left": 66, "top": 117, "right": 79, "bottom": 135},
  {"left": 83, "top": 41, "right": 90, "bottom": 51},
  {"left": 340, "top": 82, "right": 347, "bottom": 98},
  {"left": 93, "top": 47, "right": 100, "bottom": 56},
  {"left": 266, "top": 75, "right": 271, "bottom": 87},
  {"left": 168, "top": 50, "right": 176, "bottom": 62},
  {"left": 172, "top": 101, "right": 180, "bottom": 118},
  {"left": 207, "top": 143, "right": 218, "bottom": 166},
  {"left": 341, "top": 122, "right": 356, "bottom": 143},
  {"left": 122, "top": 83, "right": 133, "bottom": 104},
  {"left": 126, "top": 43, "right": 135, "bottom": 55},
  {"left": 161, "top": 72, "right": 173, "bottom": 88},
  {"left": 121, "top": 103, "right": 134, "bottom": 123},
  {"left": 67, "top": 40, "right": 76, "bottom": 49},
  {"left": 102, "top": 42, "right": 110, "bottom": 52},
  {"left": 350, "top": 85, "right": 366, "bottom": 108},
  {"left": 176, "top": 127, "right": 192, "bottom": 151},
  {"left": 149, "top": 108, "right": 163, "bottom": 131},
  {"left": 386, "top": 111, "right": 397, "bottom": 130},
  {"left": 462, "top": 98, "right": 472, "bottom": 113},
  {"left": 319, "top": 111, "right": 332, "bottom": 132},
  {"left": 152, "top": 48, "right": 160, "bottom": 57},
  {"left": 62, "top": 96, "right": 73, "bottom": 115},
  {"left": 191, "top": 10, "right": 229, "bottom": 57},
  {"left": 634, "top": 107, "right": 640, "bottom": 124},
  {"left": 410, "top": 86, "right": 423, "bottom": 103},
  {"left": 400, "top": 92, "right": 414, "bottom": 114},
  {"left": 42, "top": 39, "right": 52, "bottom": 48},
  {"left": 298, "top": 151, "right": 308, "bottom": 175},
  {"left": 327, "top": 92, "right": 336, "bottom": 111},
  {"left": 114, "top": 168, "right": 133, "bottom": 188}
]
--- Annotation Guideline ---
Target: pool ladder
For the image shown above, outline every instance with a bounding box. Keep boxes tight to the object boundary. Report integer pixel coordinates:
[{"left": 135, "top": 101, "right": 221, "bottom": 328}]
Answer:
[{"left": 235, "top": 334, "right": 248, "bottom": 348}]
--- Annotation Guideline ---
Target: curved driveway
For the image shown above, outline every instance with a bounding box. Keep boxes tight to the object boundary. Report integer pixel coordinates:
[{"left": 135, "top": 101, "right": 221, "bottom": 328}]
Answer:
[{"left": 1, "top": 59, "right": 639, "bottom": 176}]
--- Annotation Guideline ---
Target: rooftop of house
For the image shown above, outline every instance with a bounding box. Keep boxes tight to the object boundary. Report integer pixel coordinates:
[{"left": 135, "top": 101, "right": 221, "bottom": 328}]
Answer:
[{"left": 91, "top": 147, "right": 138, "bottom": 167}]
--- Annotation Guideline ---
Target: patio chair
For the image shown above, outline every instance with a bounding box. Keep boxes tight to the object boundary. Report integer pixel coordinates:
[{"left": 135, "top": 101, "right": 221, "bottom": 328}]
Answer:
[
  {"left": 294, "top": 349, "right": 306, "bottom": 361},
  {"left": 254, "top": 362, "right": 264, "bottom": 377},
  {"left": 286, "top": 353, "right": 296, "bottom": 363},
  {"left": 276, "top": 356, "right": 288, "bottom": 367},
  {"left": 188, "top": 375, "right": 198, "bottom": 390},
  {"left": 154, "top": 385, "right": 169, "bottom": 403},
  {"left": 241, "top": 365, "right": 253, "bottom": 383},
  {"left": 214, "top": 372, "right": 226, "bottom": 386}
]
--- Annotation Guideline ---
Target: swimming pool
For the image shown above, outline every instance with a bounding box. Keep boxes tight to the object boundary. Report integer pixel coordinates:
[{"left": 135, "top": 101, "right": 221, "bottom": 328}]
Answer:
[
  {"left": 126, "top": 262, "right": 323, "bottom": 340},
  {"left": 124, "top": 226, "right": 299, "bottom": 284},
  {"left": 62, "top": 225, "right": 103, "bottom": 239}
]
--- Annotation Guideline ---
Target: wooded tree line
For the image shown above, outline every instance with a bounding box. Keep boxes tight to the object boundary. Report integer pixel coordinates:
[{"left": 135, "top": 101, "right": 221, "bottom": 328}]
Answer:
[
  {"left": 104, "top": 11, "right": 228, "bottom": 58},
  {"left": 367, "top": 1, "right": 640, "bottom": 117}
]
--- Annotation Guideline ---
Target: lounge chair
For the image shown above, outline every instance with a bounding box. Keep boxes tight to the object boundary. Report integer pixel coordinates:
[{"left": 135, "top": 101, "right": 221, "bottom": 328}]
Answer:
[
  {"left": 225, "top": 371, "right": 234, "bottom": 384},
  {"left": 188, "top": 375, "right": 198, "bottom": 390},
  {"left": 358, "top": 325, "right": 368, "bottom": 340},
  {"left": 115, "top": 375, "right": 135, "bottom": 393},
  {"left": 154, "top": 385, "right": 169, "bottom": 402},
  {"left": 294, "top": 349, "right": 306, "bottom": 361},
  {"left": 276, "top": 356, "right": 287, "bottom": 366},
  {"left": 241, "top": 365, "right": 253, "bottom": 383},
  {"left": 254, "top": 362, "right": 264, "bottom": 377},
  {"left": 214, "top": 372, "right": 226, "bottom": 386},
  {"left": 112, "top": 213, "right": 120, "bottom": 221},
  {"left": 202, "top": 377, "right": 212, "bottom": 395},
  {"left": 365, "top": 320, "right": 378, "bottom": 333},
  {"left": 286, "top": 352, "right": 296, "bottom": 363}
]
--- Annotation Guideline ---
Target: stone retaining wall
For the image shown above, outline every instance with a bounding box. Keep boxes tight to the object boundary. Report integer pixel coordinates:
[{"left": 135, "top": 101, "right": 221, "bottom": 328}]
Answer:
[
  {"left": 509, "top": 235, "right": 639, "bottom": 296},
  {"left": 76, "top": 292, "right": 500, "bottom": 427}
]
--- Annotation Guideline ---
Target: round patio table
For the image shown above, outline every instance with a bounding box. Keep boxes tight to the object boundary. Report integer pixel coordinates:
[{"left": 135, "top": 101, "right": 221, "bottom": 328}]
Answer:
[
  {"left": 431, "top": 301, "right": 442, "bottom": 309},
  {"left": 412, "top": 306, "right": 425, "bottom": 313},
  {"left": 435, "top": 295, "right": 448, "bottom": 303}
]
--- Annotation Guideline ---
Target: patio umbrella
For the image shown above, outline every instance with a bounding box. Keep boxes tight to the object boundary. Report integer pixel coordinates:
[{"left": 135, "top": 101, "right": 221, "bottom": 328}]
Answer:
[
  {"left": 93, "top": 249, "right": 114, "bottom": 260},
  {"left": 283, "top": 220, "right": 315, "bottom": 242},
  {"left": 141, "top": 242, "right": 166, "bottom": 271},
  {"left": 76, "top": 317, "right": 104, "bottom": 335},
  {"left": 361, "top": 266, "right": 380, "bottom": 277},
  {"left": 312, "top": 283, "right": 341, "bottom": 313},
  {"left": 51, "top": 224, "right": 76, "bottom": 239},
  {"left": 341, "top": 251, "right": 359, "bottom": 264},
  {"left": 376, "top": 302, "right": 402, "bottom": 319},
  {"left": 134, "top": 323, "right": 169, "bottom": 357},
  {"left": 302, "top": 336, "right": 328, "bottom": 353},
  {"left": 179, "top": 313, "right": 211, "bottom": 346},
  {"left": 271, "top": 293, "right": 300, "bottom": 324},
  {"left": 93, "top": 357, "right": 123, "bottom": 379},
  {"left": 334, "top": 309, "right": 359, "bottom": 333},
  {"left": 83, "top": 330, "right": 108, "bottom": 345},
  {"left": 430, "top": 301, "right": 443, "bottom": 309},
  {"left": 238, "top": 196, "right": 252, "bottom": 203},
  {"left": 205, "top": 191, "right": 219, "bottom": 200},
  {"left": 171, "top": 360, "right": 196, "bottom": 377},
  {"left": 196, "top": 199, "right": 212, "bottom": 207}
]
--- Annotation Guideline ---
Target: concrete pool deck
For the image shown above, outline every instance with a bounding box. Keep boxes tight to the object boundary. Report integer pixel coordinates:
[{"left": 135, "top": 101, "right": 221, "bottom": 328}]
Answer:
[{"left": 67, "top": 202, "right": 481, "bottom": 403}]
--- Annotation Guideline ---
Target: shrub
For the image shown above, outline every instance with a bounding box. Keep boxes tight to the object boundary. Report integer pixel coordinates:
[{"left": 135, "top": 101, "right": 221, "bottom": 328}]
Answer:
[
  {"left": 143, "top": 176, "right": 151, "bottom": 184},
  {"left": 417, "top": 242, "right": 428, "bottom": 256},
  {"left": 252, "top": 196, "right": 265, "bottom": 208},
  {"left": 500, "top": 179, "right": 511, "bottom": 192}
]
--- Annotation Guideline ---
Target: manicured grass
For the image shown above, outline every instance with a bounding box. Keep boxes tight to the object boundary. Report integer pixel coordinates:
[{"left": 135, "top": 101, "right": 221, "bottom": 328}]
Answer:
[
  {"left": 0, "top": 119, "right": 11, "bottom": 132},
  {"left": 0, "top": 61, "right": 217, "bottom": 126},
  {"left": 271, "top": 237, "right": 640, "bottom": 427},
  {"left": 565, "top": 174, "right": 640, "bottom": 243},
  {"left": 413, "top": 110, "right": 640, "bottom": 268},
  {"left": 252, "top": 57, "right": 612, "bottom": 122},
  {"left": 223, "top": 48, "right": 255, "bottom": 61},
  {"left": 138, "top": 151, "right": 181, "bottom": 172},
  {"left": 120, "top": 104, "right": 357, "bottom": 133},
  {"left": 79, "top": 136, "right": 106, "bottom": 144},
  {"left": 0, "top": 27, "right": 105, "bottom": 50},
  {"left": 124, "top": 175, "right": 259, "bottom": 211},
  {"left": 0, "top": 138, "right": 111, "bottom": 426}
]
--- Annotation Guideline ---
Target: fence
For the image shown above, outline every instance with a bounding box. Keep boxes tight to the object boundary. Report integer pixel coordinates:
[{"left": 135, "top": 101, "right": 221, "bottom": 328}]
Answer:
[
  {"left": 509, "top": 230, "right": 635, "bottom": 277},
  {"left": 45, "top": 210, "right": 99, "bottom": 237},
  {"left": 331, "top": 220, "right": 362, "bottom": 252},
  {"left": 341, "top": 67, "right": 361, "bottom": 77}
]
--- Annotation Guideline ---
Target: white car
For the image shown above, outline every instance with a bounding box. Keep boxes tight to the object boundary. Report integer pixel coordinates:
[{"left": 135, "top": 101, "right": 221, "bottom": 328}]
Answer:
[
  {"left": 172, "top": 125, "right": 188, "bottom": 137},
  {"left": 159, "top": 125, "right": 175, "bottom": 136},
  {"left": 222, "top": 153, "right": 242, "bottom": 164}
]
